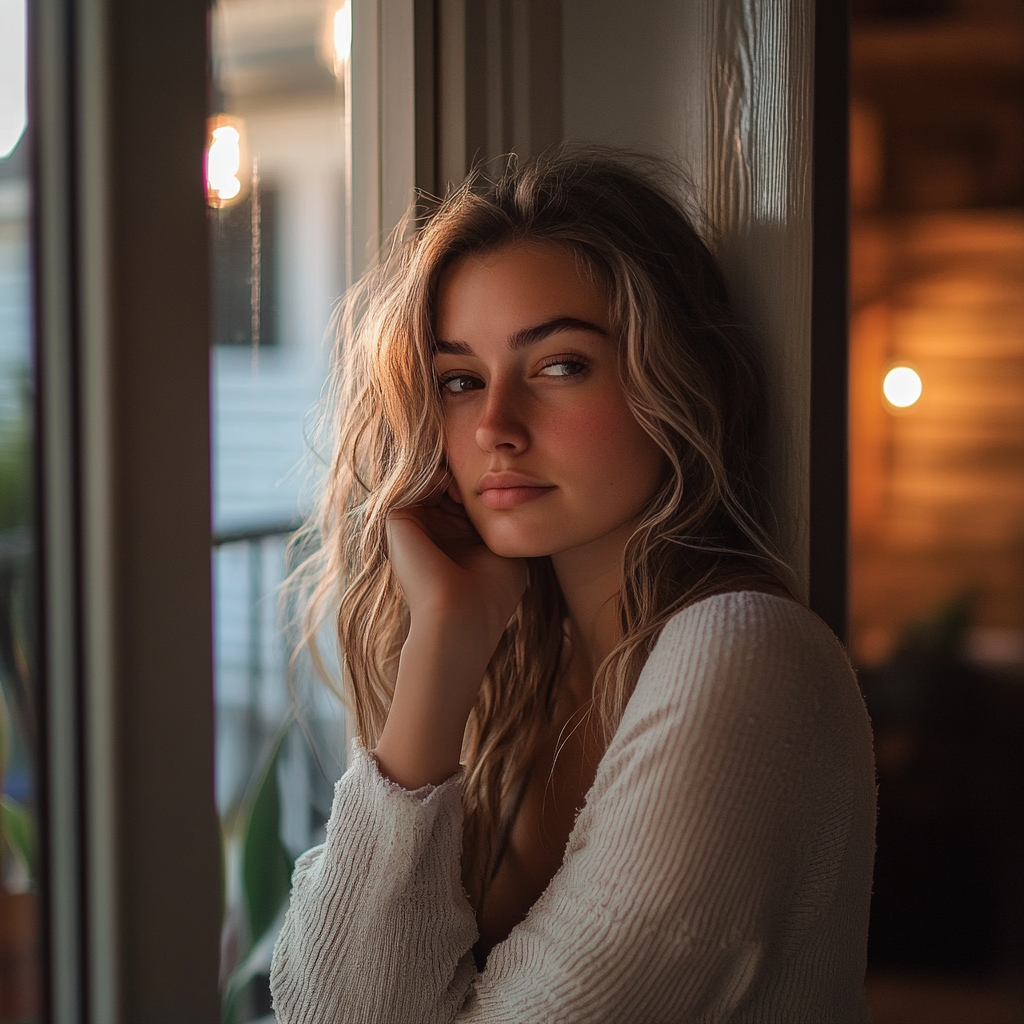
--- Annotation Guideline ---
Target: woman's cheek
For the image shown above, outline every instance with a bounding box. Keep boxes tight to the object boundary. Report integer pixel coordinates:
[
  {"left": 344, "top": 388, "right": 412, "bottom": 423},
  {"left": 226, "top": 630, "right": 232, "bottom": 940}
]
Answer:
[
  {"left": 442, "top": 418, "right": 477, "bottom": 494},
  {"left": 551, "top": 396, "right": 633, "bottom": 463}
]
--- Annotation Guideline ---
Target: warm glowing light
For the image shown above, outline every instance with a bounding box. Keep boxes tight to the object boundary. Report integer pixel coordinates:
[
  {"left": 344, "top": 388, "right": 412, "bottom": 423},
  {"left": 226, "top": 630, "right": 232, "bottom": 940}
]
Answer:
[
  {"left": 333, "top": 2, "right": 352, "bottom": 71},
  {"left": 883, "top": 366, "right": 922, "bottom": 408},
  {"left": 216, "top": 173, "right": 241, "bottom": 201},
  {"left": 206, "top": 119, "right": 246, "bottom": 207},
  {"left": 208, "top": 126, "right": 240, "bottom": 194}
]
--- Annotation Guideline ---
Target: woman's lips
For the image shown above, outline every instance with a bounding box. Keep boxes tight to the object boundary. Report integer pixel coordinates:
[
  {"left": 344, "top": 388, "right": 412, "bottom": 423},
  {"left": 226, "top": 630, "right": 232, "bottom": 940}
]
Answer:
[{"left": 478, "top": 485, "right": 556, "bottom": 510}]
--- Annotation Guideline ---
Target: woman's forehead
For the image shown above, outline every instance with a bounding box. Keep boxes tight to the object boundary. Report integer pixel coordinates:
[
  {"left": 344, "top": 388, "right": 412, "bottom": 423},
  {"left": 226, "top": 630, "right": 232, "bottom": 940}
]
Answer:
[{"left": 434, "top": 241, "right": 613, "bottom": 343}]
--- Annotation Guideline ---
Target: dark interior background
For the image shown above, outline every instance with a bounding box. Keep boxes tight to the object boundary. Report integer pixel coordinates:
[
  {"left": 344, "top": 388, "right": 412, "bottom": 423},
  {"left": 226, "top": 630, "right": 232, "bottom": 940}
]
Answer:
[{"left": 849, "top": 1, "right": 1024, "bottom": 1020}]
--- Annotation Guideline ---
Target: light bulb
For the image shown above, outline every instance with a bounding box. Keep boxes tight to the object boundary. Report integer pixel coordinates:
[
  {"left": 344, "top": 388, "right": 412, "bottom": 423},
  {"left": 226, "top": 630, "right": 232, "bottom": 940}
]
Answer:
[
  {"left": 205, "top": 117, "right": 247, "bottom": 208},
  {"left": 883, "top": 366, "right": 922, "bottom": 409},
  {"left": 334, "top": 2, "right": 352, "bottom": 71},
  {"left": 208, "top": 126, "right": 240, "bottom": 199}
]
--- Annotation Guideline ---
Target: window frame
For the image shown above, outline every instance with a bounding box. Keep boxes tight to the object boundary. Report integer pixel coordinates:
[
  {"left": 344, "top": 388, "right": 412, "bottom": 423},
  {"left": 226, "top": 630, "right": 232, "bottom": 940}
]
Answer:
[
  {"left": 34, "top": 0, "right": 220, "bottom": 1018},
  {"left": 29, "top": 0, "right": 847, "bottom": 1017}
]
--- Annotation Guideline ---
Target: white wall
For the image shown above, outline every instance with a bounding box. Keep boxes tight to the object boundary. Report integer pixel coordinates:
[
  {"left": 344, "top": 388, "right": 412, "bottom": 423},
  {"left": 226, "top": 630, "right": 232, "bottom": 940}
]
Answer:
[{"left": 561, "top": 0, "right": 814, "bottom": 592}]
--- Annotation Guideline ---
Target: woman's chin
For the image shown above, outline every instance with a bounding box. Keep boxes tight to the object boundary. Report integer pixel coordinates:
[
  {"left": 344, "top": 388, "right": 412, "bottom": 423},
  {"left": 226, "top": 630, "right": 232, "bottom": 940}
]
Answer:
[{"left": 477, "top": 527, "right": 556, "bottom": 561}]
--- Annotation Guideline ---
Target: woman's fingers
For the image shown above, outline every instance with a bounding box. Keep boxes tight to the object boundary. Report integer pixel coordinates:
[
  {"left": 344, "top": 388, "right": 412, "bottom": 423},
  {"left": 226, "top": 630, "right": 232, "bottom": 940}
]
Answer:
[
  {"left": 386, "top": 502, "right": 526, "bottom": 622},
  {"left": 416, "top": 466, "right": 456, "bottom": 506},
  {"left": 390, "top": 498, "right": 477, "bottom": 549},
  {"left": 386, "top": 515, "right": 457, "bottom": 606}
]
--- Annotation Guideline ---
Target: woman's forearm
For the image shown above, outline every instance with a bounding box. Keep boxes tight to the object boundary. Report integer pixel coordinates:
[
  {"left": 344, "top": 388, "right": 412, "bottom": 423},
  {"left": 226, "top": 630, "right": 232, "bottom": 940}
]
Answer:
[
  {"left": 374, "top": 607, "right": 501, "bottom": 789},
  {"left": 378, "top": 504, "right": 527, "bottom": 789}
]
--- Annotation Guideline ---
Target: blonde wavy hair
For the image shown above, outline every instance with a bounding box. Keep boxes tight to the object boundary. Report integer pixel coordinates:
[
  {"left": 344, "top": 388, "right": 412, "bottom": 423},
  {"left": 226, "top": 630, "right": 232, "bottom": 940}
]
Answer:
[{"left": 292, "top": 150, "right": 794, "bottom": 900}]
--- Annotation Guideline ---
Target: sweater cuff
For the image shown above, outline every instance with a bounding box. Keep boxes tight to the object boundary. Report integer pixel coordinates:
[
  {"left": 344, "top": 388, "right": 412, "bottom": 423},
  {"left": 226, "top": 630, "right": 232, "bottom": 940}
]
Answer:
[{"left": 351, "top": 737, "right": 464, "bottom": 805}]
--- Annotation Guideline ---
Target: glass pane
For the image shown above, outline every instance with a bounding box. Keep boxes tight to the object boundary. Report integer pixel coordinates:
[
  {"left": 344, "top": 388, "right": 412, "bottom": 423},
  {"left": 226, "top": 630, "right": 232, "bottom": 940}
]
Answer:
[
  {"left": 209, "top": 1, "right": 349, "bottom": 1020},
  {"left": 0, "top": 0, "right": 42, "bottom": 1018}
]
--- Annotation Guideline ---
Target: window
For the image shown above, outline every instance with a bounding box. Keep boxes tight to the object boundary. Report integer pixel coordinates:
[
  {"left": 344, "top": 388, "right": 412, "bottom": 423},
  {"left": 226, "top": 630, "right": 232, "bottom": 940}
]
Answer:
[
  {"left": 212, "top": 185, "right": 280, "bottom": 350},
  {"left": 0, "top": 0, "right": 40, "bottom": 1016},
  {"left": 210, "top": 2, "right": 349, "bottom": 1018}
]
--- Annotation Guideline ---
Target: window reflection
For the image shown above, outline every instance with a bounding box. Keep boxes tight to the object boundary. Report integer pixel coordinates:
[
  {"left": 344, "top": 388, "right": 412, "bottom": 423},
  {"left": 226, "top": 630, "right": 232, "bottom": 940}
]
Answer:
[
  {"left": 210, "top": 1, "right": 348, "bottom": 1019},
  {"left": 0, "top": 49, "right": 41, "bottom": 1023}
]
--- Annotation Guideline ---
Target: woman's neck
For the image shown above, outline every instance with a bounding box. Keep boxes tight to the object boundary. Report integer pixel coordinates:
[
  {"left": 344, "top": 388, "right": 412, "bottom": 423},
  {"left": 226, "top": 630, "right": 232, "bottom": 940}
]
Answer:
[{"left": 550, "top": 519, "right": 634, "bottom": 705}]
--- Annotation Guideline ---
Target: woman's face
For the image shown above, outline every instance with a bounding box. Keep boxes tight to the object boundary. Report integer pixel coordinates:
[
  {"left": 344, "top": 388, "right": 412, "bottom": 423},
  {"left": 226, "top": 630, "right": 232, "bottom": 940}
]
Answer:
[{"left": 433, "top": 241, "right": 666, "bottom": 560}]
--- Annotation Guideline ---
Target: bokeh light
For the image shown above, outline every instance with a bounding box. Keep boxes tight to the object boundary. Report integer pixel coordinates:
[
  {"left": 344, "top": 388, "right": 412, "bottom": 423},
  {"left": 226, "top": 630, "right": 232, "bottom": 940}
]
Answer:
[
  {"left": 333, "top": 3, "right": 352, "bottom": 73},
  {"left": 206, "top": 121, "right": 243, "bottom": 207},
  {"left": 883, "top": 366, "right": 922, "bottom": 409}
]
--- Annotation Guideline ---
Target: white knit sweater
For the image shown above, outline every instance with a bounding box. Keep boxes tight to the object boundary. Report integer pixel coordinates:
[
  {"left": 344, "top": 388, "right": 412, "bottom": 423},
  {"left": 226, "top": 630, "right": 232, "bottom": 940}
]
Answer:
[{"left": 270, "top": 591, "right": 876, "bottom": 1023}]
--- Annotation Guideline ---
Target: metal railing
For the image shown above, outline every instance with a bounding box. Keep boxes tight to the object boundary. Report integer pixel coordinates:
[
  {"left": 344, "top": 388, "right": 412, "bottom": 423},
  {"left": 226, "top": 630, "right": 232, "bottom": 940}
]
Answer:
[{"left": 214, "top": 520, "right": 300, "bottom": 779}]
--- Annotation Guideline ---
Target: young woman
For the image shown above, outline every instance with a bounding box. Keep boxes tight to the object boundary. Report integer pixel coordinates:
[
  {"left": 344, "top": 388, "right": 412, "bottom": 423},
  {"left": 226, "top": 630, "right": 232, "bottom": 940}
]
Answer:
[{"left": 270, "top": 152, "right": 875, "bottom": 1023}]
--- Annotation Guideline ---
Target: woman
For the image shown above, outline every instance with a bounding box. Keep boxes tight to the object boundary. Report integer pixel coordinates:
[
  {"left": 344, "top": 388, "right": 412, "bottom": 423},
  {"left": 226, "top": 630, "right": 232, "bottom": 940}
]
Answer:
[{"left": 270, "top": 151, "right": 875, "bottom": 1023}]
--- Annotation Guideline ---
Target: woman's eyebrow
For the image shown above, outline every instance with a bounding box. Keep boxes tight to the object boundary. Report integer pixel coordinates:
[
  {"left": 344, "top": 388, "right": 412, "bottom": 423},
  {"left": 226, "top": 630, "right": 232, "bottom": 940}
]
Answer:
[
  {"left": 433, "top": 316, "right": 608, "bottom": 356},
  {"left": 508, "top": 316, "right": 609, "bottom": 350}
]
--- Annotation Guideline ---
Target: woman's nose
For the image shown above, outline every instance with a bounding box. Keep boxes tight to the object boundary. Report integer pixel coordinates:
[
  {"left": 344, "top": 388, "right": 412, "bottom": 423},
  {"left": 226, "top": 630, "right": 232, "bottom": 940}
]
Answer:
[{"left": 475, "top": 381, "right": 529, "bottom": 453}]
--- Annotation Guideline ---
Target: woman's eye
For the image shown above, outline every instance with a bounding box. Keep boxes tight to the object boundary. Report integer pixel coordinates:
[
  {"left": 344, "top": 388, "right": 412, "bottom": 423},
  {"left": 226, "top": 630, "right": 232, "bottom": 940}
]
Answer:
[
  {"left": 439, "top": 374, "right": 483, "bottom": 395},
  {"left": 538, "top": 359, "right": 587, "bottom": 378}
]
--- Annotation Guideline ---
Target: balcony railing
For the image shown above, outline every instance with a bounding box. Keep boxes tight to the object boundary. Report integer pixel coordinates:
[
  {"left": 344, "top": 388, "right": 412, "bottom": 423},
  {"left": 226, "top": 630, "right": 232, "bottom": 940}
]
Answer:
[{"left": 213, "top": 521, "right": 345, "bottom": 1023}]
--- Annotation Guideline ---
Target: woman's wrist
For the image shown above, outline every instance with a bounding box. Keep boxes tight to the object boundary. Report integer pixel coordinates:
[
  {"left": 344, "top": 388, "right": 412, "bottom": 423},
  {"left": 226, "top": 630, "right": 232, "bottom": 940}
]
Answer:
[
  {"left": 409, "top": 595, "right": 514, "bottom": 650},
  {"left": 373, "top": 611, "right": 498, "bottom": 789}
]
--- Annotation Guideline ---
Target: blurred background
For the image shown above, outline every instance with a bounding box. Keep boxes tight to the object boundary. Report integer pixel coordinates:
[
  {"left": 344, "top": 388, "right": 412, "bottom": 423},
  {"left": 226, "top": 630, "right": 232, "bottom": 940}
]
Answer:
[
  {"left": 207, "top": 1, "right": 349, "bottom": 1019},
  {"left": 849, "top": 1, "right": 1024, "bottom": 1021},
  {"left": 1, "top": 0, "right": 37, "bottom": 1017}
]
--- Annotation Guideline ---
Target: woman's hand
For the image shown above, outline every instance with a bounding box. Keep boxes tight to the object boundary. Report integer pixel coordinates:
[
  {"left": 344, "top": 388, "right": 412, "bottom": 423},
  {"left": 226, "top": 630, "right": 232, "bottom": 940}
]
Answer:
[
  {"left": 386, "top": 490, "right": 527, "bottom": 636},
  {"left": 375, "top": 487, "right": 527, "bottom": 790}
]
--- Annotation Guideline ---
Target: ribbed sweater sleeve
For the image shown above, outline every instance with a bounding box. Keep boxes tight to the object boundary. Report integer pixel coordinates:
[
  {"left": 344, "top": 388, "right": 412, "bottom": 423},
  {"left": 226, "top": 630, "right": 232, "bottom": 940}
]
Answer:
[
  {"left": 270, "top": 592, "right": 875, "bottom": 1024},
  {"left": 268, "top": 749, "right": 479, "bottom": 1023}
]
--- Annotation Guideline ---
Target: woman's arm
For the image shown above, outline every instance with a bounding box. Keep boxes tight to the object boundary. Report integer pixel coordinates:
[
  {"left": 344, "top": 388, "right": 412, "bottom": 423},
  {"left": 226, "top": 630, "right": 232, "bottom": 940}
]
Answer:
[
  {"left": 271, "top": 591, "right": 874, "bottom": 1024},
  {"left": 453, "top": 593, "right": 874, "bottom": 1023},
  {"left": 269, "top": 492, "right": 525, "bottom": 1023},
  {"left": 375, "top": 495, "right": 527, "bottom": 788},
  {"left": 269, "top": 743, "right": 479, "bottom": 1024}
]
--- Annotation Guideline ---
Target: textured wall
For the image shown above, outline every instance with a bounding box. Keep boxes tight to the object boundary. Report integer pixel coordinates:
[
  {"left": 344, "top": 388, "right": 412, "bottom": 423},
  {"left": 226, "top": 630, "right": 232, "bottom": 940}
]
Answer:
[{"left": 562, "top": 0, "right": 814, "bottom": 592}]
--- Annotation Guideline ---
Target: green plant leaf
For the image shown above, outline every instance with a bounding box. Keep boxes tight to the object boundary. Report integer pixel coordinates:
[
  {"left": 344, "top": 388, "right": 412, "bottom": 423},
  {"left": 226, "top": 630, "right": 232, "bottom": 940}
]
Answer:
[
  {"left": 221, "top": 902, "right": 287, "bottom": 1024},
  {"left": 242, "top": 729, "right": 294, "bottom": 948},
  {"left": 0, "top": 418, "right": 32, "bottom": 533},
  {"left": 1, "top": 795, "right": 35, "bottom": 876},
  {"left": 0, "top": 680, "right": 9, "bottom": 789}
]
